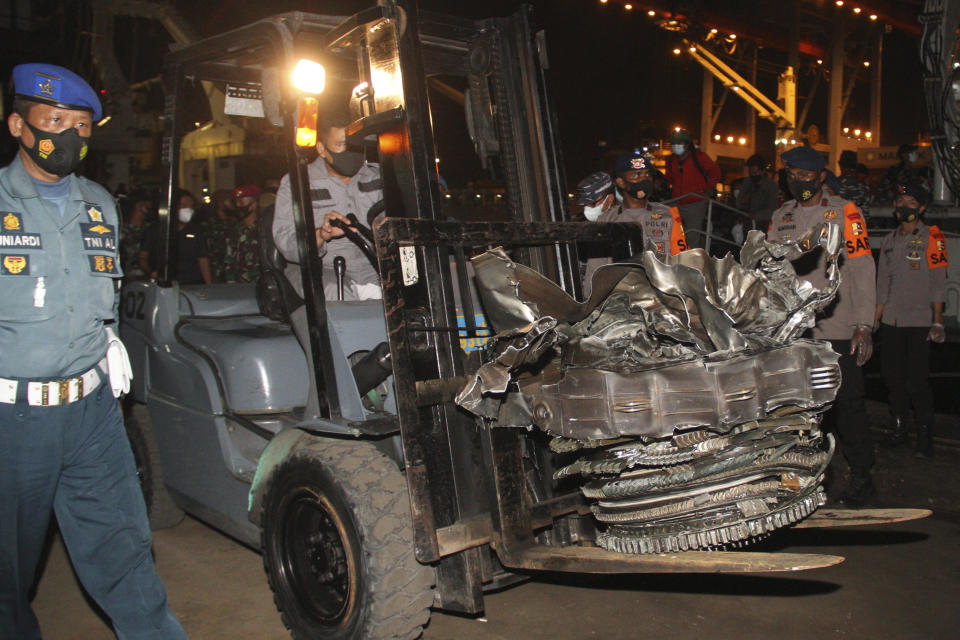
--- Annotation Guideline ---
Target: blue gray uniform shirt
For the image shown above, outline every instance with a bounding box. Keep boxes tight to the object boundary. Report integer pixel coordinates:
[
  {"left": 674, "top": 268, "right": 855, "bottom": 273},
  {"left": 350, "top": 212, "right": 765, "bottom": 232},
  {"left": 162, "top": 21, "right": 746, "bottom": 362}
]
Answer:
[
  {"left": 0, "top": 154, "right": 122, "bottom": 378},
  {"left": 273, "top": 156, "right": 383, "bottom": 288}
]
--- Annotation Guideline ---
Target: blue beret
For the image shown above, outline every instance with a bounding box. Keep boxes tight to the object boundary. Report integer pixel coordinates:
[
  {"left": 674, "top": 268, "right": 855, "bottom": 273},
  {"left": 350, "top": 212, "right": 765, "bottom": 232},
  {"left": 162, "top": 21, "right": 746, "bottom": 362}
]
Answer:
[
  {"left": 614, "top": 151, "right": 654, "bottom": 175},
  {"left": 13, "top": 63, "right": 102, "bottom": 121},
  {"left": 895, "top": 180, "right": 930, "bottom": 206},
  {"left": 575, "top": 171, "right": 614, "bottom": 205},
  {"left": 782, "top": 146, "right": 826, "bottom": 172}
]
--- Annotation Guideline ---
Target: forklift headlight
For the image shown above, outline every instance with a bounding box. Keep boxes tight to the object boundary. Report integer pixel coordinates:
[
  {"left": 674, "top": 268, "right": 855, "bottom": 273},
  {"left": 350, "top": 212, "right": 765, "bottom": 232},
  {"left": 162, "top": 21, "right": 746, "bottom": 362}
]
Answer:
[
  {"left": 291, "top": 59, "right": 326, "bottom": 95},
  {"left": 296, "top": 97, "right": 319, "bottom": 147}
]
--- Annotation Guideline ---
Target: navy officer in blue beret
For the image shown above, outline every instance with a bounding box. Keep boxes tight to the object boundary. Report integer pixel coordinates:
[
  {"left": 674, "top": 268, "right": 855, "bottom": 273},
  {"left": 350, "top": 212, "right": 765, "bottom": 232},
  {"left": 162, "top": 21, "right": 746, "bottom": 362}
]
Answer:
[
  {"left": 768, "top": 146, "right": 877, "bottom": 507},
  {"left": 0, "top": 64, "right": 186, "bottom": 639}
]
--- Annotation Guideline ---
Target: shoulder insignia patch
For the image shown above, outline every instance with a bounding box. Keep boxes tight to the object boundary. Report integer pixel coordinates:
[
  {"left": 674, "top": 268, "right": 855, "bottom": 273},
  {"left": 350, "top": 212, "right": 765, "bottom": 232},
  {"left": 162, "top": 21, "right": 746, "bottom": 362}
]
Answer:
[
  {"left": 1, "top": 254, "right": 29, "bottom": 275},
  {"left": 823, "top": 210, "right": 838, "bottom": 220},
  {"left": 88, "top": 254, "right": 119, "bottom": 274},
  {"left": 3, "top": 212, "right": 22, "bottom": 231},
  {"left": 87, "top": 206, "right": 103, "bottom": 222}
]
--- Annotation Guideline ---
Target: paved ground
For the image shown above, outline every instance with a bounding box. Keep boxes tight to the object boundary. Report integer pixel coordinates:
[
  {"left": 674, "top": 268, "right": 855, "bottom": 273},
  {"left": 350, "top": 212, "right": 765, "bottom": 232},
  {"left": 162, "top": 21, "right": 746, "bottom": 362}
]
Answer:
[{"left": 31, "top": 404, "right": 960, "bottom": 639}]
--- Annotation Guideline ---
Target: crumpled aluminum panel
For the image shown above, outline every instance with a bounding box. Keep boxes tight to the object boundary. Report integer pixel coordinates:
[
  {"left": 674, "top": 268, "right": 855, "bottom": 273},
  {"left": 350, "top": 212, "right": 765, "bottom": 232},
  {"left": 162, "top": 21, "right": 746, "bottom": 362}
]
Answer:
[
  {"left": 457, "top": 226, "right": 844, "bottom": 441},
  {"left": 532, "top": 339, "right": 840, "bottom": 440}
]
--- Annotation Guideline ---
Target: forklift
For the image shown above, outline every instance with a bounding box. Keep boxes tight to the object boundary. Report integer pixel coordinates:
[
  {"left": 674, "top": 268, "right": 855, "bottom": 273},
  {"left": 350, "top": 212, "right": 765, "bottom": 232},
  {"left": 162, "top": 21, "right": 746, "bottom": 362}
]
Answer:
[{"left": 119, "top": 2, "right": 928, "bottom": 638}]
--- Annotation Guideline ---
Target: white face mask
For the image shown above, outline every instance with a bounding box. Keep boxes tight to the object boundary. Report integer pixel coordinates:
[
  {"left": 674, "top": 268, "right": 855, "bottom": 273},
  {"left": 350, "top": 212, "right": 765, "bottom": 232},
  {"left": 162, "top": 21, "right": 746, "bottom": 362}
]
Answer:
[
  {"left": 672, "top": 144, "right": 686, "bottom": 156},
  {"left": 907, "top": 152, "right": 918, "bottom": 163},
  {"left": 583, "top": 203, "right": 604, "bottom": 221},
  {"left": 178, "top": 207, "right": 195, "bottom": 223}
]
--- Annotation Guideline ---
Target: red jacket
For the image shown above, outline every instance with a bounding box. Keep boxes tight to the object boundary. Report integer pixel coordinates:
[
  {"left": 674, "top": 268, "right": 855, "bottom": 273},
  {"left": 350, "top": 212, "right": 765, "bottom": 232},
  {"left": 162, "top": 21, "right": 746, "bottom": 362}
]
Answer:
[{"left": 666, "top": 150, "right": 722, "bottom": 205}]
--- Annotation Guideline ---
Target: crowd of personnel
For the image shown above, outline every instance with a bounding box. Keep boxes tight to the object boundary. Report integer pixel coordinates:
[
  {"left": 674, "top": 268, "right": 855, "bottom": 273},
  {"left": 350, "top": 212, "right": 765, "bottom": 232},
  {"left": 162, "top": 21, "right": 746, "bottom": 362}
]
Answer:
[{"left": 117, "top": 182, "right": 274, "bottom": 286}]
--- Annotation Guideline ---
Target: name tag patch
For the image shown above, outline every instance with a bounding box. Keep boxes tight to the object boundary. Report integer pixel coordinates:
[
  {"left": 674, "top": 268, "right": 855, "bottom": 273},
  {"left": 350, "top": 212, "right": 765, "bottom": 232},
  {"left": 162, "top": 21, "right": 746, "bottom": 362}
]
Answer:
[
  {"left": 80, "top": 222, "right": 116, "bottom": 251},
  {"left": 88, "top": 254, "right": 119, "bottom": 274},
  {"left": 1, "top": 254, "right": 30, "bottom": 275},
  {"left": 0, "top": 232, "right": 42, "bottom": 248}
]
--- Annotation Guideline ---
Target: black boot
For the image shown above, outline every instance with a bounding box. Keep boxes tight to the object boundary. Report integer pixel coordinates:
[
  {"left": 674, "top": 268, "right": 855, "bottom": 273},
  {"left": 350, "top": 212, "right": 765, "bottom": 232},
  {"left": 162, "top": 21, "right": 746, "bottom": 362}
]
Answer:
[
  {"left": 838, "top": 469, "right": 876, "bottom": 509},
  {"left": 883, "top": 415, "right": 909, "bottom": 448},
  {"left": 914, "top": 425, "right": 934, "bottom": 459}
]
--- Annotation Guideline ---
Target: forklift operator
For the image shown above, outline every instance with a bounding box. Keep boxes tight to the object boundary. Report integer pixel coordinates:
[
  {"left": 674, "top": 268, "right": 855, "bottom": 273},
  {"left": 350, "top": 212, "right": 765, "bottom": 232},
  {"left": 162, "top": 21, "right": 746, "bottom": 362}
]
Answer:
[{"left": 273, "top": 105, "right": 383, "bottom": 301}]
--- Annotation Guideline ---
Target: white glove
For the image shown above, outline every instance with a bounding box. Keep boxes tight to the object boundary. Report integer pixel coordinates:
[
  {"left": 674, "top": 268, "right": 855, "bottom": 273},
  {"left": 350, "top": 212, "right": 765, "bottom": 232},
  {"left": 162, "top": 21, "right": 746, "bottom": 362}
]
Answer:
[
  {"left": 104, "top": 326, "right": 133, "bottom": 398},
  {"left": 927, "top": 323, "right": 946, "bottom": 344}
]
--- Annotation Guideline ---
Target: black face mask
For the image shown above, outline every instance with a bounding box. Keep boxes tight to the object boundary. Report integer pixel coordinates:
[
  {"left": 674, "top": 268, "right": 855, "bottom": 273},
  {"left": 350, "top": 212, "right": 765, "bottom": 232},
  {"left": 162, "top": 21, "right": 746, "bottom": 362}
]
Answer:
[
  {"left": 750, "top": 173, "right": 763, "bottom": 183},
  {"left": 788, "top": 177, "right": 821, "bottom": 203},
  {"left": 20, "top": 118, "right": 87, "bottom": 178},
  {"left": 621, "top": 179, "right": 653, "bottom": 201},
  {"left": 19, "top": 121, "right": 88, "bottom": 177},
  {"left": 327, "top": 149, "right": 365, "bottom": 177},
  {"left": 894, "top": 206, "right": 920, "bottom": 223}
]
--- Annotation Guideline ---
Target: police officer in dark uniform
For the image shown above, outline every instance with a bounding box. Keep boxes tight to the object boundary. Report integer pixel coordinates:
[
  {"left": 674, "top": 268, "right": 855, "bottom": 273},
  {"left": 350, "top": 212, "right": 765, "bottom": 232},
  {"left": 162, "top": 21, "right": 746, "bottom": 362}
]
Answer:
[
  {"left": 0, "top": 64, "right": 186, "bottom": 639},
  {"left": 875, "top": 181, "right": 947, "bottom": 458},
  {"left": 768, "top": 146, "right": 877, "bottom": 507}
]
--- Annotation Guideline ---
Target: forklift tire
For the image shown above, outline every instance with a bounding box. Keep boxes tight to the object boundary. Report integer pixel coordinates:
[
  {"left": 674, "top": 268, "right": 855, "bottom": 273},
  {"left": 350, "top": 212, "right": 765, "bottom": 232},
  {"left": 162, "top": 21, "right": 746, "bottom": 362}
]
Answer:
[
  {"left": 124, "top": 403, "right": 185, "bottom": 530},
  {"left": 261, "top": 439, "right": 435, "bottom": 640}
]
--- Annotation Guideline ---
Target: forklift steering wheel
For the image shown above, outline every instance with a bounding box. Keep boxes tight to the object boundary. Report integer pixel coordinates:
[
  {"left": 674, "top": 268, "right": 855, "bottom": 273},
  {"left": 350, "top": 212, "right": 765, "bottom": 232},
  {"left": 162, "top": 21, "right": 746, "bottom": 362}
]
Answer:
[{"left": 328, "top": 216, "right": 379, "bottom": 275}]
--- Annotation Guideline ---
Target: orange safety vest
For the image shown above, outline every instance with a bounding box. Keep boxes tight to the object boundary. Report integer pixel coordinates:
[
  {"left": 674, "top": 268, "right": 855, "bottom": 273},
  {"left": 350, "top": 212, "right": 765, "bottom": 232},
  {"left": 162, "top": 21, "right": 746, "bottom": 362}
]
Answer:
[
  {"left": 927, "top": 224, "right": 949, "bottom": 269},
  {"left": 842, "top": 202, "right": 871, "bottom": 259},
  {"left": 669, "top": 206, "right": 688, "bottom": 254}
]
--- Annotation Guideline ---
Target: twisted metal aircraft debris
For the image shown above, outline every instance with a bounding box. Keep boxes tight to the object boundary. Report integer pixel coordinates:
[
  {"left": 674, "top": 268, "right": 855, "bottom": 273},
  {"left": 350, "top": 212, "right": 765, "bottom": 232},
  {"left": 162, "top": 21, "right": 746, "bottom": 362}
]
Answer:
[{"left": 458, "top": 226, "right": 854, "bottom": 552}]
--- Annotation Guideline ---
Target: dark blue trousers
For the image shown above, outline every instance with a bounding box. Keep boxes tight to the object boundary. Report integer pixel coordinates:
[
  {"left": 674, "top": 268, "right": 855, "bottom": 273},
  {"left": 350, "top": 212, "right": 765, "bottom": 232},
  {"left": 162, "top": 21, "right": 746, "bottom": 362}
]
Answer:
[
  {"left": 0, "top": 376, "right": 186, "bottom": 640},
  {"left": 880, "top": 324, "right": 934, "bottom": 428},
  {"left": 825, "top": 339, "right": 875, "bottom": 473}
]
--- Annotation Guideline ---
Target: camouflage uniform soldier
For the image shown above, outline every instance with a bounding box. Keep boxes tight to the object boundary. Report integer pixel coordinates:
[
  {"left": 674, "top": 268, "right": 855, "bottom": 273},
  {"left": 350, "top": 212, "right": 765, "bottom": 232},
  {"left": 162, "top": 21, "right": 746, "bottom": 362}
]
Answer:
[
  {"left": 201, "top": 188, "right": 235, "bottom": 282},
  {"left": 224, "top": 183, "right": 262, "bottom": 283},
  {"left": 120, "top": 191, "right": 150, "bottom": 281},
  {"left": 836, "top": 150, "right": 870, "bottom": 217},
  {"left": 226, "top": 221, "right": 261, "bottom": 283}
]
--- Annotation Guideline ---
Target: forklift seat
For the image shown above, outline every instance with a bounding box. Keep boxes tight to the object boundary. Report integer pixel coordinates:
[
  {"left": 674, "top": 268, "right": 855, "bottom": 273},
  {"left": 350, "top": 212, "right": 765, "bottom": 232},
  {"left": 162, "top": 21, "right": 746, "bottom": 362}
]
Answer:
[{"left": 256, "top": 204, "right": 303, "bottom": 323}]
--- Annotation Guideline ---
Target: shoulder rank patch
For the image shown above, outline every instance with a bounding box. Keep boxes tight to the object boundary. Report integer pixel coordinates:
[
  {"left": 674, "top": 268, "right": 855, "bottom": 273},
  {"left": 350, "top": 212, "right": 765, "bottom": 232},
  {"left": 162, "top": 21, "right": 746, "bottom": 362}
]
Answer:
[
  {"left": 2, "top": 212, "right": 23, "bottom": 232},
  {"left": 1, "top": 254, "right": 30, "bottom": 275},
  {"left": 928, "top": 225, "right": 949, "bottom": 269},
  {"left": 86, "top": 206, "right": 104, "bottom": 222},
  {"left": 842, "top": 202, "right": 871, "bottom": 258},
  {"left": 88, "top": 254, "right": 119, "bottom": 274}
]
